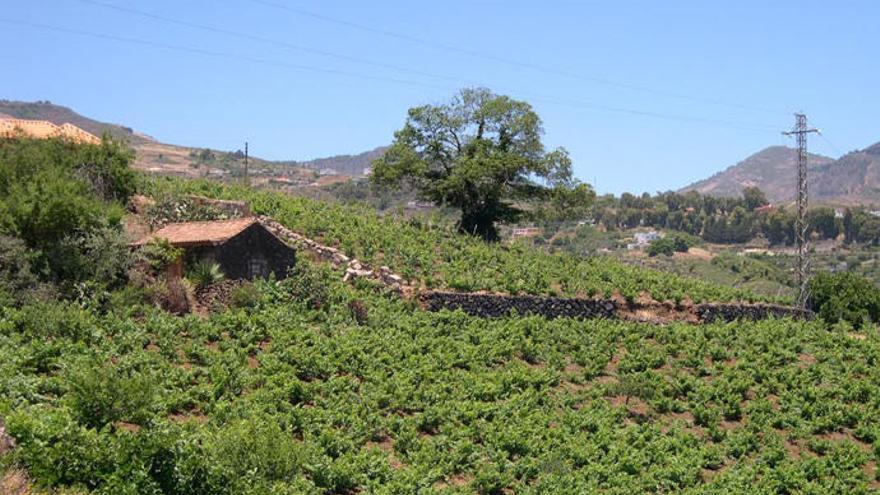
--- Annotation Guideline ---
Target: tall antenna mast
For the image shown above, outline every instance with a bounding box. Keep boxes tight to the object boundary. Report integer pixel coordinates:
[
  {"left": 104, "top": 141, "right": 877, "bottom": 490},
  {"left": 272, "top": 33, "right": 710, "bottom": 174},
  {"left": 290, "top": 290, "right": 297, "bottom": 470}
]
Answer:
[{"left": 783, "top": 113, "right": 819, "bottom": 309}]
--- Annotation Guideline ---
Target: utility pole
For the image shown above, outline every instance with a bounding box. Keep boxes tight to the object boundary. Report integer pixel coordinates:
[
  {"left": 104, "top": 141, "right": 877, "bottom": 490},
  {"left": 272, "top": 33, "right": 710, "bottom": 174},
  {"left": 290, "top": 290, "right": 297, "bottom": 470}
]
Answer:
[
  {"left": 783, "top": 113, "right": 819, "bottom": 309},
  {"left": 244, "top": 141, "right": 249, "bottom": 186}
]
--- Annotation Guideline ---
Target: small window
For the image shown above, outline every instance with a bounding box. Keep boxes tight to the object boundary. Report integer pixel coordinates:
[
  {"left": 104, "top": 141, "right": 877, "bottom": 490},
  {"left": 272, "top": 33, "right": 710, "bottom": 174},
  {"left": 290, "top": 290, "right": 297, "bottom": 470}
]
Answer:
[{"left": 248, "top": 258, "right": 268, "bottom": 279}]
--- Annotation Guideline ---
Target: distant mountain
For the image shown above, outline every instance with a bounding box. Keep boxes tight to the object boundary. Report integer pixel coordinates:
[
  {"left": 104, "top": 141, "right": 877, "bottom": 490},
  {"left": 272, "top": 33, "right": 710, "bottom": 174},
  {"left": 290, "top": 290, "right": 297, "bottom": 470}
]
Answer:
[
  {"left": 809, "top": 142, "right": 880, "bottom": 204},
  {"left": 0, "top": 100, "right": 314, "bottom": 180},
  {"left": 680, "top": 146, "right": 835, "bottom": 202},
  {"left": 0, "top": 99, "right": 157, "bottom": 146},
  {"left": 285, "top": 147, "right": 387, "bottom": 176},
  {"left": 682, "top": 142, "right": 880, "bottom": 205}
]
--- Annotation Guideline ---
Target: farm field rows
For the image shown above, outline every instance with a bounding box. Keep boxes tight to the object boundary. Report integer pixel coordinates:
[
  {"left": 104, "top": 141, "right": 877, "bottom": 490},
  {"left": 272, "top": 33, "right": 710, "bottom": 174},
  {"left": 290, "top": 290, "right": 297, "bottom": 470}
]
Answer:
[{"left": 1, "top": 274, "right": 878, "bottom": 494}]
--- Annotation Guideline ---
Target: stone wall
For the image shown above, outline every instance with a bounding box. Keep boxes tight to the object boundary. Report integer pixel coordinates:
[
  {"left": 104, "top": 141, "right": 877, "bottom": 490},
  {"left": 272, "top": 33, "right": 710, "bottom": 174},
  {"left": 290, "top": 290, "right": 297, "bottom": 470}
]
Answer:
[
  {"left": 695, "top": 303, "right": 813, "bottom": 323},
  {"left": 256, "top": 214, "right": 813, "bottom": 325},
  {"left": 421, "top": 291, "right": 813, "bottom": 323},
  {"left": 420, "top": 291, "right": 618, "bottom": 320},
  {"left": 258, "top": 216, "right": 408, "bottom": 295},
  {"left": 187, "top": 195, "right": 251, "bottom": 217}
]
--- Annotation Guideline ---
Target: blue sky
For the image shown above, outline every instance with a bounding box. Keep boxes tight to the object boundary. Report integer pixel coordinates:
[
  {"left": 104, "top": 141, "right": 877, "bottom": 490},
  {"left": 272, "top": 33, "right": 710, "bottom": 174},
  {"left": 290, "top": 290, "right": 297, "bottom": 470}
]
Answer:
[{"left": 1, "top": 0, "right": 877, "bottom": 194}]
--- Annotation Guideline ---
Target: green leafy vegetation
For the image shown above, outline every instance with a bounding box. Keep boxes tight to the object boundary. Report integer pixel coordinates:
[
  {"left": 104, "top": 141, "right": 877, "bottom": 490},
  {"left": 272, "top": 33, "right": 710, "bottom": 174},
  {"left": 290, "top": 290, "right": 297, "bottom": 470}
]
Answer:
[
  {"left": 0, "top": 137, "right": 136, "bottom": 297},
  {"left": 372, "top": 88, "right": 588, "bottom": 241},
  {"left": 809, "top": 272, "right": 880, "bottom": 329},
  {"left": 187, "top": 261, "right": 226, "bottom": 290},
  {"left": 2, "top": 274, "right": 879, "bottom": 493},
  {"left": 590, "top": 188, "right": 849, "bottom": 246},
  {"left": 647, "top": 235, "right": 690, "bottom": 257},
  {"left": 147, "top": 177, "right": 765, "bottom": 303},
  {"left": 4, "top": 135, "right": 879, "bottom": 493}
]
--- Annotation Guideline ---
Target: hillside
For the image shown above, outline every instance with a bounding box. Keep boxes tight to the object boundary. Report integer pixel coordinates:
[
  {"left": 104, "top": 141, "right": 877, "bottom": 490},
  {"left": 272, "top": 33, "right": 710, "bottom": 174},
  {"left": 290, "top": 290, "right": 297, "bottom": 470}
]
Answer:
[
  {"left": 0, "top": 99, "right": 151, "bottom": 145},
  {"left": 2, "top": 167, "right": 879, "bottom": 492},
  {"left": 811, "top": 142, "right": 880, "bottom": 204},
  {"left": 284, "top": 146, "right": 387, "bottom": 176},
  {"left": 681, "top": 146, "right": 835, "bottom": 202},
  {"left": 0, "top": 100, "right": 319, "bottom": 180},
  {"left": 682, "top": 141, "right": 880, "bottom": 205},
  {"left": 152, "top": 178, "right": 767, "bottom": 304}
]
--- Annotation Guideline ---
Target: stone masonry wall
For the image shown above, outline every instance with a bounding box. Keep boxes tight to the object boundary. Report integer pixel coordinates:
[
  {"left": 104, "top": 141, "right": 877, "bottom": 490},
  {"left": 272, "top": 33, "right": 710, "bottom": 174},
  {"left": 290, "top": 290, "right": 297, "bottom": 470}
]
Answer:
[
  {"left": 695, "top": 303, "right": 813, "bottom": 323},
  {"left": 256, "top": 214, "right": 813, "bottom": 324},
  {"left": 420, "top": 291, "right": 618, "bottom": 320}
]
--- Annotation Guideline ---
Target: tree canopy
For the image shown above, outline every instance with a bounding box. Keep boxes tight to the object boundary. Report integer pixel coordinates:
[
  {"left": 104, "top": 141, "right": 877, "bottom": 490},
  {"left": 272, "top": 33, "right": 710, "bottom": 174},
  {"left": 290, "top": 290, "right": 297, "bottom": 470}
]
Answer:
[
  {"left": 0, "top": 136, "right": 135, "bottom": 286},
  {"left": 371, "top": 88, "right": 583, "bottom": 240}
]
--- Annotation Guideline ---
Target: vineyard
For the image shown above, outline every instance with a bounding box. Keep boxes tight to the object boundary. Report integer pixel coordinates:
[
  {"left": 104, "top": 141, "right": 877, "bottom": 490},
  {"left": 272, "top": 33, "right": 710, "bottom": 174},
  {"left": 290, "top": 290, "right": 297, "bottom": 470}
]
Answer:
[
  {"left": 2, "top": 173, "right": 877, "bottom": 494},
  {"left": 146, "top": 178, "right": 774, "bottom": 305},
  {"left": 2, "top": 272, "right": 879, "bottom": 493}
]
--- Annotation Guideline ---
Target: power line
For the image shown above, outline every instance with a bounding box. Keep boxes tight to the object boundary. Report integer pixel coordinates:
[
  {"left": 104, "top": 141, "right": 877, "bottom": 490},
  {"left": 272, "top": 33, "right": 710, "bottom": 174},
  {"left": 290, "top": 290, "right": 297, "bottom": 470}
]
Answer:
[
  {"left": 0, "top": 18, "right": 453, "bottom": 91},
  {"left": 71, "top": 0, "right": 474, "bottom": 85},
  {"left": 0, "top": 17, "right": 780, "bottom": 133},
  {"left": 69, "top": 0, "right": 779, "bottom": 132},
  {"left": 243, "top": 0, "right": 788, "bottom": 115}
]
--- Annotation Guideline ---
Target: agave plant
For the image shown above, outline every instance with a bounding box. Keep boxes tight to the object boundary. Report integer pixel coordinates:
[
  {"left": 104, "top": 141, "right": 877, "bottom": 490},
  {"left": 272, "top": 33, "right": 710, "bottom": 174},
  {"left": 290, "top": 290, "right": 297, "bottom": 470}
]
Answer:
[{"left": 187, "top": 260, "right": 225, "bottom": 289}]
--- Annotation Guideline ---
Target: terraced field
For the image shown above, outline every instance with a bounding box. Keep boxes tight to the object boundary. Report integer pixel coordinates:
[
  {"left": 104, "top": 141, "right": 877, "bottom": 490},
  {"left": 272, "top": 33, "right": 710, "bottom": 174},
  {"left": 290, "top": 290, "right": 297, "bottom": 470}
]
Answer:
[
  {"left": 3, "top": 176, "right": 875, "bottom": 494},
  {"left": 147, "top": 178, "right": 777, "bottom": 304}
]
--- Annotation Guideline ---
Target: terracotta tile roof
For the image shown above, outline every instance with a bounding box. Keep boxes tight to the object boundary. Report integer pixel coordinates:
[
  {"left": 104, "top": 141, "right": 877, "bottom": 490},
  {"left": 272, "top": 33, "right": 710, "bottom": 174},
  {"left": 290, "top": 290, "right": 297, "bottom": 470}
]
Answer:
[{"left": 134, "top": 217, "right": 258, "bottom": 248}]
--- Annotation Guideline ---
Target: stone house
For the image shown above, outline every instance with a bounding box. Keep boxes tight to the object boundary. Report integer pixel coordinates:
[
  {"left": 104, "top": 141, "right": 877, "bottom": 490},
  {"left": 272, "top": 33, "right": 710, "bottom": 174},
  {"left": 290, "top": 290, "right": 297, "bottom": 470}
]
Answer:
[{"left": 134, "top": 217, "right": 295, "bottom": 279}]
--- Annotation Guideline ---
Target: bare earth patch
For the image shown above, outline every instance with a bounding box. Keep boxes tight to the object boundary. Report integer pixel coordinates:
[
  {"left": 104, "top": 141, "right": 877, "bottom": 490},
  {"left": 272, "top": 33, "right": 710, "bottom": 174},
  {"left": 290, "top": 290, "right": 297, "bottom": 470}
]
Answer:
[{"left": 0, "top": 468, "right": 31, "bottom": 495}]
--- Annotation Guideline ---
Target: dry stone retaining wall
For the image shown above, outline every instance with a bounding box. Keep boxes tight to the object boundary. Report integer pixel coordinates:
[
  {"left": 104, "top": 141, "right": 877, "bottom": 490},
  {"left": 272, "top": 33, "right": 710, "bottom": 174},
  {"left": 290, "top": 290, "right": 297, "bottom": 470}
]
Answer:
[
  {"left": 695, "top": 303, "right": 813, "bottom": 323},
  {"left": 256, "top": 214, "right": 813, "bottom": 324},
  {"left": 421, "top": 291, "right": 618, "bottom": 320},
  {"left": 258, "top": 216, "right": 408, "bottom": 295}
]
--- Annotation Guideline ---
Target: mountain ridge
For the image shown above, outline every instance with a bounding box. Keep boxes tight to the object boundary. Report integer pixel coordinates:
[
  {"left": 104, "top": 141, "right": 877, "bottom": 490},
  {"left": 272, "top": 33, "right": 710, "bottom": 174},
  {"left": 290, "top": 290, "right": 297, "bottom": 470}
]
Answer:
[{"left": 0, "top": 100, "right": 379, "bottom": 180}]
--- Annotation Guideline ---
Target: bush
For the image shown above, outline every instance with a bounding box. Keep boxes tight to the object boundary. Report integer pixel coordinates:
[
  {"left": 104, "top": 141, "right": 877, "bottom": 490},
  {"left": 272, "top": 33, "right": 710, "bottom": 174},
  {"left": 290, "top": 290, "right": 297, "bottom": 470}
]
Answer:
[
  {"left": 147, "top": 276, "right": 192, "bottom": 315},
  {"left": 0, "top": 235, "right": 40, "bottom": 307},
  {"left": 0, "top": 137, "right": 132, "bottom": 281},
  {"left": 187, "top": 261, "right": 225, "bottom": 290},
  {"left": 646, "top": 237, "right": 676, "bottom": 257},
  {"left": 65, "top": 360, "right": 157, "bottom": 429},
  {"left": 809, "top": 272, "right": 880, "bottom": 328},
  {"left": 51, "top": 223, "right": 135, "bottom": 292},
  {"left": 145, "top": 195, "right": 228, "bottom": 228},
  {"left": 230, "top": 282, "right": 261, "bottom": 309},
  {"left": 140, "top": 238, "right": 183, "bottom": 272},
  {"left": 281, "top": 263, "right": 332, "bottom": 310}
]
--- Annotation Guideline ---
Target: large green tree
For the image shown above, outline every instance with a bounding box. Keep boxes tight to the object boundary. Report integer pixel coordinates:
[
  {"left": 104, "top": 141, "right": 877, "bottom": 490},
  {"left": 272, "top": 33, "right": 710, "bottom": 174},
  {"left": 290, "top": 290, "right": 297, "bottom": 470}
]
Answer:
[{"left": 372, "top": 88, "right": 579, "bottom": 240}]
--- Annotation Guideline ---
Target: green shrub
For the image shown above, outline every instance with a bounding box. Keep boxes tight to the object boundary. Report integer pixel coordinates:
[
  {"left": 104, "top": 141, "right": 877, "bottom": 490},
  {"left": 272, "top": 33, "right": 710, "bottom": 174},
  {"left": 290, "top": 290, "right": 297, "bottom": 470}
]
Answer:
[
  {"left": 146, "top": 276, "right": 192, "bottom": 315},
  {"left": 809, "top": 271, "right": 880, "bottom": 328},
  {"left": 65, "top": 361, "right": 157, "bottom": 429},
  {"left": 0, "top": 235, "right": 40, "bottom": 307},
  {"left": 140, "top": 238, "right": 183, "bottom": 272},
  {"left": 230, "top": 282, "right": 261, "bottom": 309},
  {"left": 187, "top": 261, "right": 225, "bottom": 290},
  {"left": 145, "top": 195, "right": 228, "bottom": 228},
  {"left": 0, "top": 137, "right": 132, "bottom": 282},
  {"left": 647, "top": 237, "right": 677, "bottom": 257},
  {"left": 280, "top": 262, "right": 332, "bottom": 310}
]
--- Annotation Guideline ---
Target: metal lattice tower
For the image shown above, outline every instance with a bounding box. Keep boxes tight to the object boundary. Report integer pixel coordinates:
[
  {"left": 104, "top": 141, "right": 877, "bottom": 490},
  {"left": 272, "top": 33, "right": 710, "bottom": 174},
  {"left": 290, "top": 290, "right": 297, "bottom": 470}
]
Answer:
[{"left": 783, "top": 114, "right": 819, "bottom": 308}]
